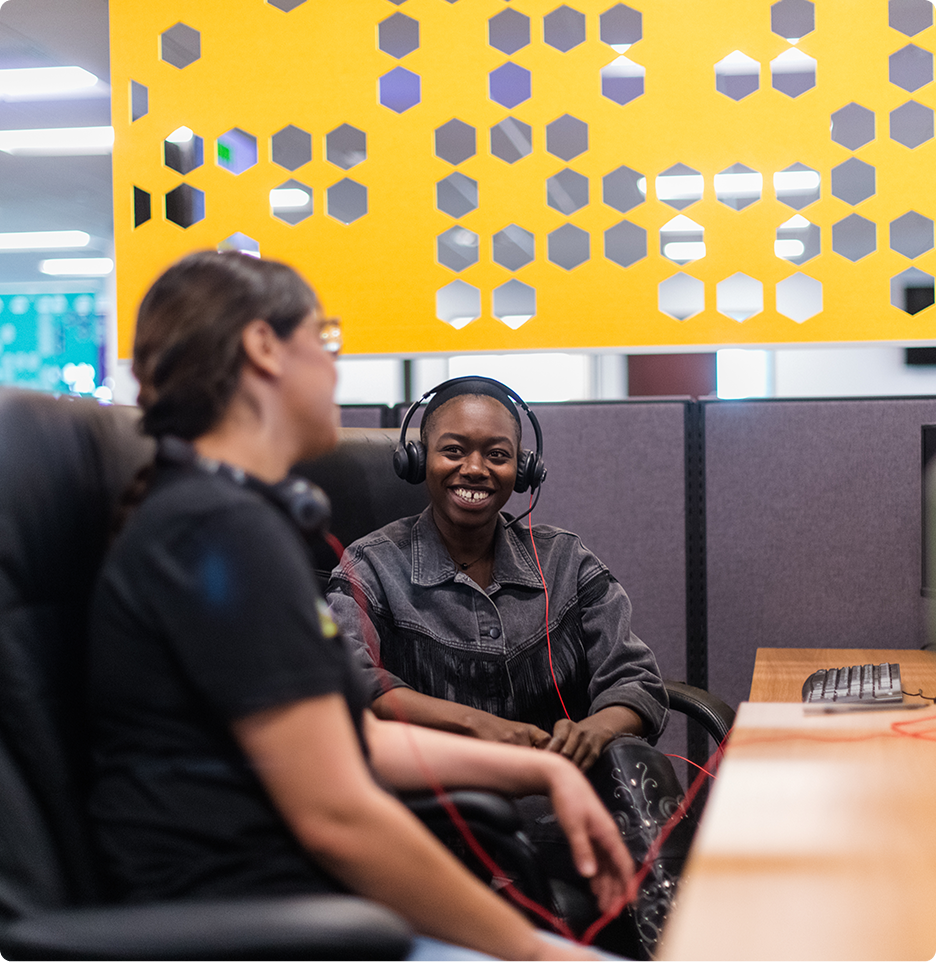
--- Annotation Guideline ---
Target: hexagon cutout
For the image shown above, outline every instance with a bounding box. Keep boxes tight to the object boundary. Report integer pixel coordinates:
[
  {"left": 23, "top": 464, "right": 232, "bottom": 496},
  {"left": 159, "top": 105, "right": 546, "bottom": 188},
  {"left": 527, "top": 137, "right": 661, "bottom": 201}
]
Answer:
[
  {"left": 218, "top": 232, "right": 260, "bottom": 257},
  {"left": 267, "top": 0, "right": 307, "bottom": 10},
  {"left": 217, "top": 128, "right": 257, "bottom": 174},
  {"left": 160, "top": 23, "right": 200, "bottom": 69},
  {"left": 379, "top": 12, "right": 419, "bottom": 59},
  {"left": 890, "top": 44, "right": 933, "bottom": 92},
  {"left": 890, "top": 100, "right": 934, "bottom": 147},
  {"left": 270, "top": 179, "right": 313, "bottom": 226},
  {"left": 163, "top": 126, "right": 203, "bottom": 175},
  {"left": 489, "top": 9, "right": 530, "bottom": 54},
  {"left": 889, "top": 0, "right": 933, "bottom": 36},
  {"left": 603, "top": 165, "right": 646, "bottom": 213},
  {"left": 133, "top": 187, "right": 150, "bottom": 227},
  {"left": 600, "top": 4, "right": 642, "bottom": 52},
  {"left": 548, "top": 224, "right": 590, "bottom": 270},
  {"left": 437, "top": 280, "right": 481, "bottom": 329},
  {"left": 493, "top": 224, "right": 535, "bottom": 270},
  {"left": 435, "top": 119, "right": 476, "bottom": 165},
  {"left": 272, "top": 125, "right": 312, "bottom": 171},
  {"left": 715, "top": 51, "right": 760, "bottom": 100},
  {"left": 831, "top": 158, "right": 875, "bottom": 205},
  {"left": 326, "top": 124, "right": 366, "bottom": 169},
  {"left": 327, "top": 178, "right": 367, "bottom": 224},
  {"left": 775, "top": 214, "right": 820, "bottom": 264},
  {"left": 493, "top": 279, "right": 536, "bottom": 329},
  {"left": 890, "top": 210, "right": 934, "bottom": 258},
  {"left": 437, "top": 226, "right": 479, "bottom": 272},
  {"left": 774, "top": 162, "right": 820, "bottom": 208},
  {"left": 776, "top": 272, "right": 822, "bottom": 323},
  {"left": 605, "top": 220, "right": 646, "bottom": 268},
  {"left": 491, "top": 117, "right": 532, "bottom": 164},
  {"left": 489, "top": 62, "right": 531, "bottom": 108},
  {"left": 831, "top": 103, "right": 875, "bottom": 149},
  {"left": 546, "top": 114, "right": 588, "bottom": 161},
  {"left": 715, "top": 163, "right": 762, "bottom": 211},
  {"left": 544, "top": 6, "right": 586, "bottom": 52},
  {"left": 131, "top": 81, "right": 148, "bottom": 122},
  {"left": 436, "top": 172, "right": 478, "bottom": 218},
  {"left": 165, "top": 183, "right": 205, "bottom": 229},
  {"left": 657, "top": 163, "right": 703, "bottom": 210},
  {"left": 380, "top": 67, "right": 421, "bottom": 112},
  {"left": 601, "top": 56, "right": 645, "bottom": 105},
  {"left": 659, "top": 272, "right": 704, "bottom": 321},
  {"left": 717, "top": 273, "right": 763, "bottom": 322},
  {"left": 891, "top": 266, "right": 935, "bottom": 313},
  {"left": 661, "top": 215, "right": 705, "bottom": 264},
  {"left": 771, "top": 48, "right": 816, "bottom": 97},
  {"left": 547, "top": 169, "right": 589, "bottom": 214},
  {"left": 832, "top": 213, "right": 876, "bottom": 261},
  {"left": 771, "top": 0, "right": 815, "bottom": 42}
]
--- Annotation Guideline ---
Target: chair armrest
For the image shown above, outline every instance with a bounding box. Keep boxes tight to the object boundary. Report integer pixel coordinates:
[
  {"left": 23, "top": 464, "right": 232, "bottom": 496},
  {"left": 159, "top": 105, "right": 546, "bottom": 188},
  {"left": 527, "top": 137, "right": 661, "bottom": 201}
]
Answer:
[
  {"left": 402, "top": 788, "right": 522, "bottom": 836},
  {"left": 0, "top": 894, "right": 412, "bottom": 961},
  {"left": 663, "top": 680, "right": 736, "bottom": 744}
]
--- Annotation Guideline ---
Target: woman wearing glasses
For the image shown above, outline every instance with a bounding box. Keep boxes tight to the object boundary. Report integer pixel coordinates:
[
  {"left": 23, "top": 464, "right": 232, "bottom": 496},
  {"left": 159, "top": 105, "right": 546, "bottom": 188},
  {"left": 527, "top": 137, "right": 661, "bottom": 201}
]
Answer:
[{"left": 87, "top": 250, "right": 630, "bottom": 961}]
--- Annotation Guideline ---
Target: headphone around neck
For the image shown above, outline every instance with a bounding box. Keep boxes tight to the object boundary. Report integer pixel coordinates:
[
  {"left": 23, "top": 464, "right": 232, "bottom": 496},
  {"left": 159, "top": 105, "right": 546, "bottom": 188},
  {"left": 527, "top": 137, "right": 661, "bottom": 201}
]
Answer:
[
  {"left": 393, "top": 376, "right": 547, "bottom": 493},
  {"left": 157, "top": 435, "right": 331, "bottom": 537}
]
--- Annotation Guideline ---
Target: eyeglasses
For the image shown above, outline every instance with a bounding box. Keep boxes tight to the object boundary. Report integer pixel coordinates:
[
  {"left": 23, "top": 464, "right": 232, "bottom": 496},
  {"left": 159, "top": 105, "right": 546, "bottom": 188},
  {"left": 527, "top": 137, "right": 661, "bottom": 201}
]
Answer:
[{"left": 319, "top": 317, "right": 342, "bottom": 354}]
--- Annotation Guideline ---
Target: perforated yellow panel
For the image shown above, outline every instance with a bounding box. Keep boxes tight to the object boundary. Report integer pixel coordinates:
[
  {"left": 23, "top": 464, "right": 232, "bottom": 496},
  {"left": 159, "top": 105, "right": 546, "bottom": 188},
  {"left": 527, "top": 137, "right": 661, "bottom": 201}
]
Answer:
[{"left": 110, "top": 0, "right": 936, "bottom": 358}]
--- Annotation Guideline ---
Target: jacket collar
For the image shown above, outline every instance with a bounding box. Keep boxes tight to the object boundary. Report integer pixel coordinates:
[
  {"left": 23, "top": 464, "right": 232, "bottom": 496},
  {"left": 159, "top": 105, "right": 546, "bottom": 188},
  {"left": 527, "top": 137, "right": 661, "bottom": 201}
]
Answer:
[{"left": 410, "top": 506, "right": 544, "bottom": 590}]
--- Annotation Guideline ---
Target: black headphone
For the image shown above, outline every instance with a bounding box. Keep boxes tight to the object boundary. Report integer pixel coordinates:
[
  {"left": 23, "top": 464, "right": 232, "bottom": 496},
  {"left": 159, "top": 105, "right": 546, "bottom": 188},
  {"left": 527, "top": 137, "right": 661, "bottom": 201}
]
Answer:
[
  {"left": 393, "top": 376, "right": 547, "bottom": 493},
  {"left": 157, "top": 435, "right": 331, "bottom": 537}
]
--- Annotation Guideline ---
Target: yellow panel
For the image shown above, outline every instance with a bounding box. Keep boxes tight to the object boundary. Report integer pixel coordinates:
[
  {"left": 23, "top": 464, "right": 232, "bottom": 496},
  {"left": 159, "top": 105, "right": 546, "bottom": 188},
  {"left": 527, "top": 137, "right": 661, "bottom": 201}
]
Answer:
[{"left": 111, "top": 0, "right": 936, "bottom": 357}]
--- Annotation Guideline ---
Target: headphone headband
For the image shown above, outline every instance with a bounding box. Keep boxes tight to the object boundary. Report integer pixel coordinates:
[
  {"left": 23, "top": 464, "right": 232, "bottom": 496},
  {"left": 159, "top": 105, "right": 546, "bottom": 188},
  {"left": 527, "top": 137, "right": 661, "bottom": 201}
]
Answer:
[{"left": 393, "top": 376, "right": 546, "bottom": 494}]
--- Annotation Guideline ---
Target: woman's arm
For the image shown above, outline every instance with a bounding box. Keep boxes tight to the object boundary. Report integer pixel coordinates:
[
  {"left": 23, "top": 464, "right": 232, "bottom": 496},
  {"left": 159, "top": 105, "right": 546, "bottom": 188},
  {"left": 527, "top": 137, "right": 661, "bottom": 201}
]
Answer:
[
  {"left": 365, "top": 711, "right": 634, "bottom": 914},
  {"left": 545, "top": 706, "right": 644, "bottom": 771},
  {"left": 233, "top": 694, "right": 600, "bottom": 960},
  {"left": 373, "top": 686, "right": 552, "bottom": 748}
]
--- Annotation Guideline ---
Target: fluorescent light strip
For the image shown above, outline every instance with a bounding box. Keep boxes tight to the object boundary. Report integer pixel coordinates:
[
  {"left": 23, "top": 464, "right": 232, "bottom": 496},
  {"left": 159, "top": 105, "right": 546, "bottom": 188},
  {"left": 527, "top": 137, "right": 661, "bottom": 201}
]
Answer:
[
  {"left": 0, "top": 66, "right": 101, "bottom": 101},
  {"left": 0, "top": 126, "right": 114, "bottom": 156},
  {"left": 0, "top": 231, "right": 90, "bottom": 251},
  {"left": 40, "top": 257, "right": 113, "bottom": 276}
]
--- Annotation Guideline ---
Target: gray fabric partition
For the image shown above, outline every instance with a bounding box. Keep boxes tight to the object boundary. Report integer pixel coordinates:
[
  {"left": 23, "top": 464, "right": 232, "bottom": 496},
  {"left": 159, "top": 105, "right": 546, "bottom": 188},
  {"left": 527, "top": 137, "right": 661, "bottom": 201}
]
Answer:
[
  {"left": 704, "top": 397, "right": 936, "bottom": 711},
  {"left": 340, "top": 405, "right": 389, "bottom": 428}
]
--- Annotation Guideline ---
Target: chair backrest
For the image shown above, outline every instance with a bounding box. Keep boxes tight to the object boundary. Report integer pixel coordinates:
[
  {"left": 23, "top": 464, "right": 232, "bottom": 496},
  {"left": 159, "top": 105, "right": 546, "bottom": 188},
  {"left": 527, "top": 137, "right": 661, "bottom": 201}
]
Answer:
[
  {"left": 0, "top": 388, "right": 154, "bottom": 909},
  {"left": 294, "top": 428, "right": 429, "bottom": 574}
]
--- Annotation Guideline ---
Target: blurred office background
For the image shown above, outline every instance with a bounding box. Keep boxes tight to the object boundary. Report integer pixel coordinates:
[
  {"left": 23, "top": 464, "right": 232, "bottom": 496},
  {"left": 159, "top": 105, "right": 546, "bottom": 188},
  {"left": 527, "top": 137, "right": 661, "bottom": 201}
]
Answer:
[{"left": 4, "top": 0, "right": 936, "bottom": 406}]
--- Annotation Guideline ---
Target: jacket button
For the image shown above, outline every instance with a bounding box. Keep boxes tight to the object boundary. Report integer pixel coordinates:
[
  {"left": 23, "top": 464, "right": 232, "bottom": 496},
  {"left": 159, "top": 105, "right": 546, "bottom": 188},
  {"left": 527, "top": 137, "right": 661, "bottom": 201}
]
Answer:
[{"left": 487, "top": 627, "right": 501, "bottom": 639}]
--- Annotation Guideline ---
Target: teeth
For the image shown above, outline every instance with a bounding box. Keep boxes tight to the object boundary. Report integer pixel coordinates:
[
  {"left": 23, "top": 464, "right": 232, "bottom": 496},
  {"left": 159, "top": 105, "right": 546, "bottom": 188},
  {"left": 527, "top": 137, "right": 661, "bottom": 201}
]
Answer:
[{"left": 454, "top": 488, "right": 490, "bottom": 503}]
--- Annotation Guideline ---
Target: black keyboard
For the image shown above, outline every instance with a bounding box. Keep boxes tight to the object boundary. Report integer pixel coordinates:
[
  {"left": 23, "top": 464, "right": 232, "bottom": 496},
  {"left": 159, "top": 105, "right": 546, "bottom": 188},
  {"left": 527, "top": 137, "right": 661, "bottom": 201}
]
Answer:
[{"left": 801, "top": 662, "right": 904, "bottom": 712}]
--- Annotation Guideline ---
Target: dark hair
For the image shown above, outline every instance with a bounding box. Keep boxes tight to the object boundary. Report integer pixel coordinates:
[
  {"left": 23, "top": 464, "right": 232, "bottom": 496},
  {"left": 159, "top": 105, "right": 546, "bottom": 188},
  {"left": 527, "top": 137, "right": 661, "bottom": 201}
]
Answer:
[
  {"left": 419, "top": 378, "right": 522, "bottom": 448},
  {"left": 133, "top": 250, "right": 319, "bottom": 440}
]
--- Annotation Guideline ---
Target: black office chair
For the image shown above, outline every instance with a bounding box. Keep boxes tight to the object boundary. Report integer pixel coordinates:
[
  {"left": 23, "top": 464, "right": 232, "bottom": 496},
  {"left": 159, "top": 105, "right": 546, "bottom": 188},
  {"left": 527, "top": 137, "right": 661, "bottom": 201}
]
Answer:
[{"left": 0, "top": 387, "right": 413, "bottom": 960}]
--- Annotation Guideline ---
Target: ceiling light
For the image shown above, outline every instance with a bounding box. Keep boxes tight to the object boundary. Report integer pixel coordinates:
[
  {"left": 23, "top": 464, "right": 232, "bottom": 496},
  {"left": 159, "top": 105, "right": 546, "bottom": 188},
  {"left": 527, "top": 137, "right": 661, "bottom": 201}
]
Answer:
[
  {"left": 0, "top": 231, "right": 90, "bottom": 251},
  {"left": 0, "top": 66, "right": 103, "bottom": 101},
  {"left": 0, "top": 126, "right": 114, "bottom": 156},
  {"left": 40, "top": 257, "right": 113, "bottom": 276}
]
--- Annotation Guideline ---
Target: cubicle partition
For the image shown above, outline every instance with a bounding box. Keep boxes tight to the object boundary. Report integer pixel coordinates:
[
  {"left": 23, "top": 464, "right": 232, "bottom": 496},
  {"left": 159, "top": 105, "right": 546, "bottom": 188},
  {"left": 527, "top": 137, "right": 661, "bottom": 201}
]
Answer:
[{"left": 702, "top": 397, "right": 936, "bottom": 711}]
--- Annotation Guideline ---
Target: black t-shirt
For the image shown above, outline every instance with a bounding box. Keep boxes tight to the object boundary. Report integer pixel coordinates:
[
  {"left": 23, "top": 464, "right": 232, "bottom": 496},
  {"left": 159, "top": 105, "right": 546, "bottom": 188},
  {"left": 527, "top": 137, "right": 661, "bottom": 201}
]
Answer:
[{"left": 88, "top": 463, "right": 370, "bottom": 902}]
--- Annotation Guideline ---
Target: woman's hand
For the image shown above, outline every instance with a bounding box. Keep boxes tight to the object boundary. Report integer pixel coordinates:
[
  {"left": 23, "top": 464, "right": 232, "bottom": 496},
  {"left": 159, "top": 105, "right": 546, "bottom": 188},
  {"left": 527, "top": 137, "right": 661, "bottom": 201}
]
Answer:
[
  {"left": 546, "top": 707, "right": 644, "bottom": 771},
  {"left": 469, "top": 710, "right": 552, "bottom": 748},
  {"left": 542, "top": 754, "right": 636, "bottom": 915}
]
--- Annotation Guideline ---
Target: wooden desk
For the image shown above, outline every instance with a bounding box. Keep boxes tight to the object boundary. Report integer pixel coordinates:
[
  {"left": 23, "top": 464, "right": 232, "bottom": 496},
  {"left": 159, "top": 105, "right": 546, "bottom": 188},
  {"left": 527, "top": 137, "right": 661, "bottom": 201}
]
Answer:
[
  {"left": 749, "top": 647, "right": 936, "bottom": 704},
  {"left": 659, "top": 652, "right": 936, "bottom": 961}
]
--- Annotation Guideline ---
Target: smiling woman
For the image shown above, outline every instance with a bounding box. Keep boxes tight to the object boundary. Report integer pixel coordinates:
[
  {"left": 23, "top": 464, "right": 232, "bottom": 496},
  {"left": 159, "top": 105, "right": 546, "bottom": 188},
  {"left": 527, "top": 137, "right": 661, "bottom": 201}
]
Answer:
[{"left": 327, "top": 376, "right": 691, "bottom": 957}]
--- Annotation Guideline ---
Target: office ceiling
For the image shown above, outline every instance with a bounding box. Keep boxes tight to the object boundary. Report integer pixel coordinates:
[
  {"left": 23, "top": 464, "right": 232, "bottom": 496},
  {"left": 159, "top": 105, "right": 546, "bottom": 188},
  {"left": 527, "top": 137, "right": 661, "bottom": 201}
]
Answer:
[{"left": 0, "top": 0, "right": 112, "bottom": 286}]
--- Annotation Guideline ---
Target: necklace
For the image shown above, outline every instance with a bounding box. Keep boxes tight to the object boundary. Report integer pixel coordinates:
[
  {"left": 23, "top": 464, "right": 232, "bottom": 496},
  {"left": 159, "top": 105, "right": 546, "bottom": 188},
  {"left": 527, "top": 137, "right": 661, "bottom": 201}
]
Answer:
[{"left": 451, "top": 544, "right": 493, "bottom": 570}]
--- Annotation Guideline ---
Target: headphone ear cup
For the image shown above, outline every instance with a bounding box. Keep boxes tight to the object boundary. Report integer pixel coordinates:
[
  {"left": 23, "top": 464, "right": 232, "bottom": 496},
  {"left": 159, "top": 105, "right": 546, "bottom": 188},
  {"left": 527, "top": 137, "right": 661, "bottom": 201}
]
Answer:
[
  {"left": 393, "top": 440, "right": 426, "bottom": 485},
  {"left": 514, "top": 449, "right": 546, "bottom": 493}
]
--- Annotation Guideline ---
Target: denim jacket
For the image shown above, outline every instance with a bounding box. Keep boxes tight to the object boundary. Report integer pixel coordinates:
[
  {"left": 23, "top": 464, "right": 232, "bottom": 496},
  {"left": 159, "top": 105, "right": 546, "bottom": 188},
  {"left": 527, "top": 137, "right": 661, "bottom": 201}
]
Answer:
[{"left": 325, "top": 507, "right": 668, "bottom": 740}]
